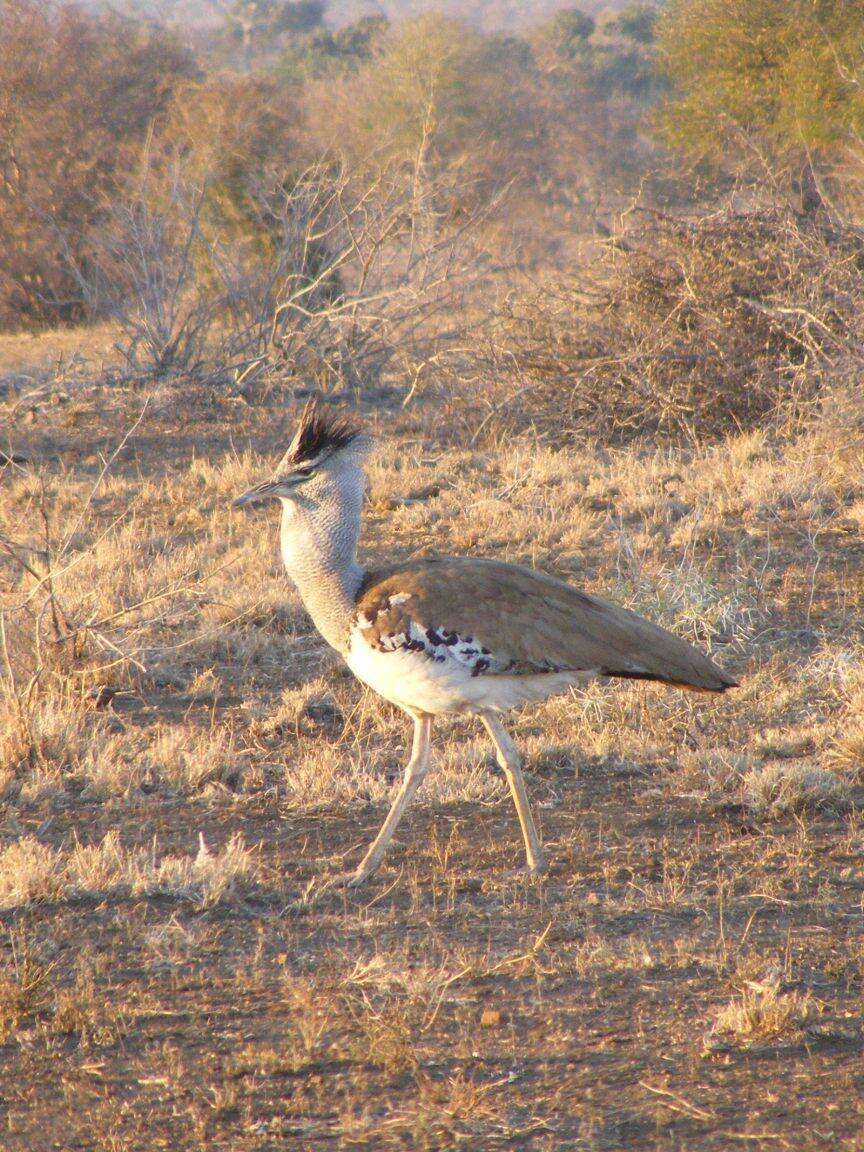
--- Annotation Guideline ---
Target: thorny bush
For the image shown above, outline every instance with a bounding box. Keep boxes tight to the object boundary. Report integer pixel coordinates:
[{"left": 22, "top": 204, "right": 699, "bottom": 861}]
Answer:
[{"left": 494, "top": 205, "right": 864, "bottom": 441}]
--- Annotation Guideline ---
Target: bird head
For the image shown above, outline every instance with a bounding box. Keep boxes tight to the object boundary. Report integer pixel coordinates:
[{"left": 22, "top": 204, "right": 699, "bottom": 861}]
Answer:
[{"left": 232, "top": 401, "right": 370, "bottom": 512}]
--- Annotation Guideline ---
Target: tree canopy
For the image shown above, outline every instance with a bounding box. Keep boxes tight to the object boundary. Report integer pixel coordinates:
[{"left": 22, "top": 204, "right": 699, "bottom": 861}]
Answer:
[{"left": 658, "top": 0, "right": 864, "bottom": 199}]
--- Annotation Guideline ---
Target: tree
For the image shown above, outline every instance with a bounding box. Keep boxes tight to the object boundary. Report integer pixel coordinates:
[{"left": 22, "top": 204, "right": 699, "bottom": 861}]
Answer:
[
  {"left": 528, "top": 4, "right": 661, "bottom": 209},
  {"left": 157, "top": 72, "right": 298, "bottom": 250},
  {"left": 222, "top": 0, "right": 324, "bottom": 67},
  {"left": 301, "top": 15, "right": 549, "bottom": 223},
  {"left": 0, "top": 0, "right": 195, "bottom": 328},
  {"left": 538, "top": 7, "right": 595, "bottom": 67},
  {"left": 277, "top": 14, "right": 389, "bottom": 80},
  {"left": 534, "top": 5, "right": 660, "bottom": 100},
  {"left": 658, "top": 0, "right": 864, "bottom": 212},
  {"left": 606, "top": 3, "right": 658, "bottom": 46},
  {"left": 593, "top": 4, "right": 661, "bottom": 100}
]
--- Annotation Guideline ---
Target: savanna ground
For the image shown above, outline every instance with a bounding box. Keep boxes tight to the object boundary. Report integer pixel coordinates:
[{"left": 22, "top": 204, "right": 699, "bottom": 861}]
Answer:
[{"left": 1, "top": 319, "right": 864, "bottom": 1152}]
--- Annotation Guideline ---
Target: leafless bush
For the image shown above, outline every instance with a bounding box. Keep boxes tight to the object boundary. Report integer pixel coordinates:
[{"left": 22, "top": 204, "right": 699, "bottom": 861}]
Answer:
[
  {"left": 69, "top": 157, "right": 492, "bottom": 389},
  {"left": 264, "top": 161, "right": 494, "bottom": 391},
  {"left": 69, "top": 183, "right": 217, "bottom": 378},
  {"left": 492, "top": 205, "right": 864, "bottom": 441},
  {"left": 67, "top": 172, "right": 297, "bottom": 380}
]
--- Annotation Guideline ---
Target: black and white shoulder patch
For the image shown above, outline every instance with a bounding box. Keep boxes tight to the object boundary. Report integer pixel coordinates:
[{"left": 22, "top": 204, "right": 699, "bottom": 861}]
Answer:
[{"left": 353, "top": 593, "right": 561, "bottom": 678}]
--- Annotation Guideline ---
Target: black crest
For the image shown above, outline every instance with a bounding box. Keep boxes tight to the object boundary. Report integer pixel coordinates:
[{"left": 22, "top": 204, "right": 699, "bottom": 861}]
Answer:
[{"left": 282, "top": 401, "right": 362, "bottom": 468}]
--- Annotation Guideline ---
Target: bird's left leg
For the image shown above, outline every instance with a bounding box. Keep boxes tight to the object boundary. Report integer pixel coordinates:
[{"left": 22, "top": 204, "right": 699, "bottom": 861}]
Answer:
[
  {"left": 342, "top": 712, "right": 432, "bottom": 887},
  {"left": 481, "top": 712, "right": 546, "bottom": 875}
]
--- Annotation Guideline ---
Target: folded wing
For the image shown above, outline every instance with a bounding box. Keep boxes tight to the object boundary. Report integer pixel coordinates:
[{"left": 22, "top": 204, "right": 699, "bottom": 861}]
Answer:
[{"left": 354, "top": 557, "right": 737, "bottom": 693}]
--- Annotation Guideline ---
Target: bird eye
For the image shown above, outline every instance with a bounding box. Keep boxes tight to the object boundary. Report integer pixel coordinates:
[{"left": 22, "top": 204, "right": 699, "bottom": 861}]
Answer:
[{"left": 293, "top": 467, "right": 314, "bottom": 480}]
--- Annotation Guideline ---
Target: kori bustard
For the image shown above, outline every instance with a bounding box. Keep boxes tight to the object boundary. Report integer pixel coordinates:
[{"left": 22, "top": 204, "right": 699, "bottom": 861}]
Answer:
[{"left": 234, "top": 403, "right": 737, "bottom": 885}]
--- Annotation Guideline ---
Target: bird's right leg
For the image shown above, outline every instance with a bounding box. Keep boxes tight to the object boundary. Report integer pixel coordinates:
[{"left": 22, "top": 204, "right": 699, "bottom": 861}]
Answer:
[
  {"left": 339, "top": 713, "right": 432, "bottom": 887},
  {"left": 481, "top": 712, "right": 546, "bottom": 875}
]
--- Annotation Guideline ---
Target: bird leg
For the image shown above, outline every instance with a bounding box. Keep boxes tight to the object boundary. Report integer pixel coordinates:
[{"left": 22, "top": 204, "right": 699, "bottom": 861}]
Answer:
[
  {"left": 343, "top": 713, "right": 432, "bottom": 886},
  {"left": 481, "top": 713, "right": 546, "bottom": 875}
]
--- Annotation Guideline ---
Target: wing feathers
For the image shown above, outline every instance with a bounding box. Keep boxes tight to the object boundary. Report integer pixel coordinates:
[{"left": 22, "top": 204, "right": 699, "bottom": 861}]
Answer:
[{"left": 355, "top": 557, "right": 737, "bottom": 693}]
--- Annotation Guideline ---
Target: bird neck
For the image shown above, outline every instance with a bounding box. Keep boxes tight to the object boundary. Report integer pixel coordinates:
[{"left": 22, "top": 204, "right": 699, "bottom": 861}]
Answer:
[{"left": 279, "top": 494, "right": 364, "bottom": 654}]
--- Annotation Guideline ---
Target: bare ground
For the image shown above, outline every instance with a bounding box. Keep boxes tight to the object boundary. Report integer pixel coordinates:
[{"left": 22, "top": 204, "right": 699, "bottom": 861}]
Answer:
[{"left": 1, "top": 330, "right": 864, "bottom": 1151}]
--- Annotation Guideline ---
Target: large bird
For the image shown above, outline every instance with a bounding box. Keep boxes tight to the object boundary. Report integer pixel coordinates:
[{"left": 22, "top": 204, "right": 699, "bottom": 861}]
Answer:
[{"left": 234, "top": 403, "right": 737, "bottom": 885}]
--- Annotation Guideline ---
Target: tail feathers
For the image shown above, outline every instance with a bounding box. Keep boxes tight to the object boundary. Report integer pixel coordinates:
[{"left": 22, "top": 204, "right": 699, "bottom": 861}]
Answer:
[{"left": 601, "top": 664, "right": 739, "bottom": 694}]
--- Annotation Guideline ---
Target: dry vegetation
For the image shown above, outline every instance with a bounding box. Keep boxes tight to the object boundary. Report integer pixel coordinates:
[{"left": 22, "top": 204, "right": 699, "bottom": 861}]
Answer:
[
  {"left": 2, "top": 0, "right": 864, "bottom": 1148},
  {"left": 1, "top": 310, "right": 863, "bottom": 1146},
  {"left": 494, "top": 206, "right": 864, "bottom": 440}
]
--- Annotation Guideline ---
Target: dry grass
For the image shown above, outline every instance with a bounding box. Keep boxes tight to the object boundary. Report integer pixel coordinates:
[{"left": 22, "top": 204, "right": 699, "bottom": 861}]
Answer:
[
  {"left": 742, "top": 762, "right": 849, "bottom": 817},
  {"left": 0, "top": 930, "right": 55, "bottom": 1041},
  {"left": 713, "top": 977, "right": 815, "bottom": 1046},
  {"left": 0, "top": 830, "right": 264, "bottom": 912},
  {"left": 0, "top": 318, "right": 863, "bottom": 1149}
]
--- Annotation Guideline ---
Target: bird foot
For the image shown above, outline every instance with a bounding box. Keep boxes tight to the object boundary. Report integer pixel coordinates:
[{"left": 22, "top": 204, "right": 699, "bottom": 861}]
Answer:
[
  {"left": 327, "top": 868, "right": 371, "bottom": 891},
  {"left": 507, "top": 859, "right": 548, "bottom": 882},
  {"left": 283, "top": 868, "right": 371, "bottom": 911}
]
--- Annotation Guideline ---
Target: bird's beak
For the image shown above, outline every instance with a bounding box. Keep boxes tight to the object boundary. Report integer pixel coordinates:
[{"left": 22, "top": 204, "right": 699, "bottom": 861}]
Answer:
[{"left": 232, "top": 479, "right": 281, "bottom": 509}]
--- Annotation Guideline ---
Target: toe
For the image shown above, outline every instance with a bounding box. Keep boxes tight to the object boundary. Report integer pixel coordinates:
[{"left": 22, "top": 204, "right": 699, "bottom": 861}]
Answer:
[{"left": 329, "top": 869, "right": 369, "bottom": 890}]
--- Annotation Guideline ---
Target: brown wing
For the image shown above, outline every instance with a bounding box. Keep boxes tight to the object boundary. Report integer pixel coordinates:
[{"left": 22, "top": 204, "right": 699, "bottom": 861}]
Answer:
[{"left": 355, "top": 557, "right": 738, "bottom": 693}]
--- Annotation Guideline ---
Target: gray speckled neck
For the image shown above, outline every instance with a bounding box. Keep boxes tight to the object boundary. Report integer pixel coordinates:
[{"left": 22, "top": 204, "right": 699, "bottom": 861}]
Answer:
[{"left": 279, "top": 490, "right": 364, "bottom": 655}]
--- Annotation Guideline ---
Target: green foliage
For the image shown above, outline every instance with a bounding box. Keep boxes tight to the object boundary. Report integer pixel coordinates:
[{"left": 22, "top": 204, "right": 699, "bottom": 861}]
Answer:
[
  {"left": 592, "top": 44, "right": 660, "bottom": 101},
  {"left": 535, "top": 3, "right": 661, "bottom": 101},
  {"left": 277, "top": 15, "right": 389, "bottom": 80},
  {"left": 276, "top": 0, "right": 324, "bottom": 33},
  {"left": 224, "top": 0, "right": 325, "bottom": 65},
  {"left": 545, "top": 8, "right": 596, "bottom": 60},
  {"left": 605, "top": 3, "right": 658, "bottom": 46},
  {"left": 658, "top": 0, "right": 864, "bottom": 183}
]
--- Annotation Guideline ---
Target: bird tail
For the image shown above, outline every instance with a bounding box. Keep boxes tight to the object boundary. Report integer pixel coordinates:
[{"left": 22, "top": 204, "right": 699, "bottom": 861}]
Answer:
[{"left": 604, "top": 665, "right": 739, "bottom": 693}]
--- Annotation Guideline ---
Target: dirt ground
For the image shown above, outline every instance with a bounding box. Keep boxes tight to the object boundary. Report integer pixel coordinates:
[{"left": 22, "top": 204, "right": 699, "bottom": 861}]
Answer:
[{"left": 1, "top": 329, "right": 864, "bottom": 1150}]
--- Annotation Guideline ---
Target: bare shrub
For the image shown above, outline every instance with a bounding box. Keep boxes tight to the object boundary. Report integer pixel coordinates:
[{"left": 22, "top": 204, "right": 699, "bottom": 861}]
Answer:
[
  {"left": 68, "top": 181, "right": 221, "bottom": 379},
  {"left": 265, "top": 161, "right": 493, "bottom": 391},
  {"left": 71, "top": 157, "right": 491, "bottom": 388},
  {"left": 65, "top": 170, "right": 298, "bottom": 380},
  {"left": 493, "top": 205, "right": 864, "bottom": 441}
]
